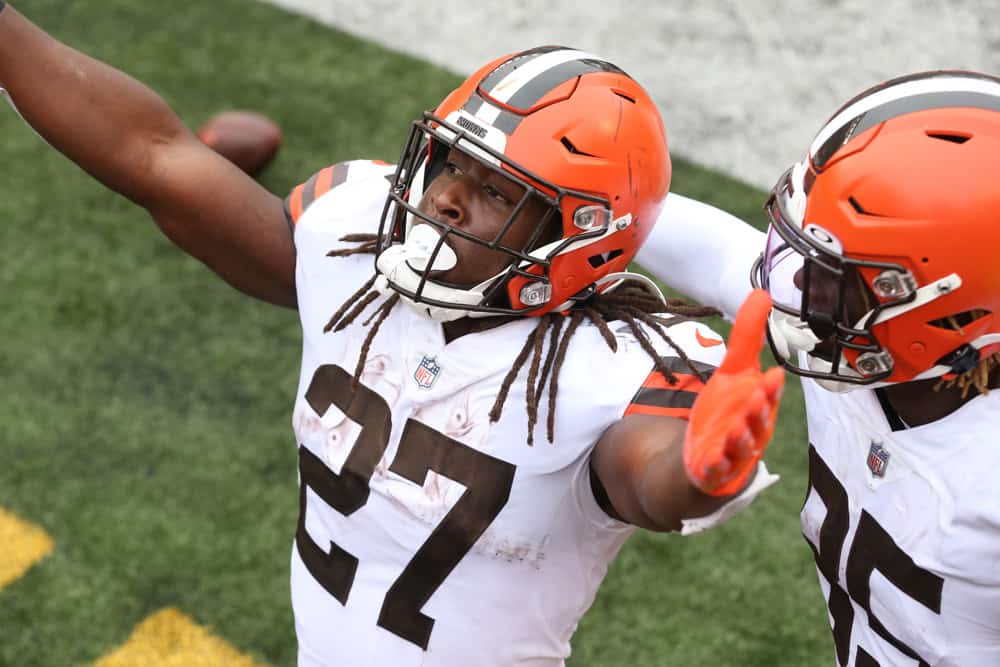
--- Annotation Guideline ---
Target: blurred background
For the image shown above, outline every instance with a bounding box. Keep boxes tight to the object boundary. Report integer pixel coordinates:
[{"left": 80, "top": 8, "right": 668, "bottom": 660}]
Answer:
[
  {"left": 269, "top": 0, "right": 1000, "bottom": 188},
  {"left": 1, "top": 2, "right": 996, "bottom": 666}
]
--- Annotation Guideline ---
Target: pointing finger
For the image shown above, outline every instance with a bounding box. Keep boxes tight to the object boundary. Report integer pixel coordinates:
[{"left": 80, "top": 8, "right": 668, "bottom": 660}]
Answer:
[{"left": 718, "top": 289, "right": 773, "bottom": 374}]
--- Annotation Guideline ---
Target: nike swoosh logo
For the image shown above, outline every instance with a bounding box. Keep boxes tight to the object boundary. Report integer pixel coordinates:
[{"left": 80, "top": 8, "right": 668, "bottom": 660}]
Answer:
[{"left": 695, "top": 329, "right": 723, "bottom": 348}]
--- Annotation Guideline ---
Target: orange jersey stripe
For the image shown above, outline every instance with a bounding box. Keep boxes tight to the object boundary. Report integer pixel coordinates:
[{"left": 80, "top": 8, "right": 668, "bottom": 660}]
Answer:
[
  {"left": 288, "top": 184, "right": 305, "bottom": 224},
  {"left": 284, "top": 162, "right": 354, "bottom": 227},
  {"left": 623, "top": 404, "right": 694, "bottom": 420},
  {"left": 624, "top": 356, "right": 717, "bottom": 420},
  {"left": 314, "top": 166, "right": 334, "bottom": 199}
]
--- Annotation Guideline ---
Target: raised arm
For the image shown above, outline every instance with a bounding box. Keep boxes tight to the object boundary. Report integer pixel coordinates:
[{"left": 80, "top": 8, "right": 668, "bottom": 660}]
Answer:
[
  {"left": 592, "top": 290, "right": 783, "bottom": 533},
  {"left": 636, "top": 192, "right": 765, "bottom": 321},
  {"left": 0, "top": 3, "right": 296, "bottom": 307}
]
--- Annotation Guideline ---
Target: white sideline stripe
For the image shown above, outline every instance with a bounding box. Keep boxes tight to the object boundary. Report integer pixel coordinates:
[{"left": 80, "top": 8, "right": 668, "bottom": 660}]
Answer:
[{"left": 257, "top": 0, "right": 997, "bottom": 190}]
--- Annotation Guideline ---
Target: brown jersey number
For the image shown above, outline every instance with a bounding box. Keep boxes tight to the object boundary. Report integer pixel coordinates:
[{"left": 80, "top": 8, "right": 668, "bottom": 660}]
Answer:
[
  {"left": 806, "top": 444, "right": 944, "bottom": 666},
  {"left": 296, "top": 364, "right": 516, "bottom": 650}
]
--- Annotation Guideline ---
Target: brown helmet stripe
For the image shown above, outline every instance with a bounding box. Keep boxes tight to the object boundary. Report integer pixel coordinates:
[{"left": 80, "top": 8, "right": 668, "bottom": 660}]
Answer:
[{"left": 811, "top": 71, "right": 1000, "bottom": 170}]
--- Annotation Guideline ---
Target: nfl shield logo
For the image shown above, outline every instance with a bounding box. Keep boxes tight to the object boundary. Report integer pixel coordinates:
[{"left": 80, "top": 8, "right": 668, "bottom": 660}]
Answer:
[
  {"left": 867, "top": 442, "right": 890, "bottom": 478},
  {"left": 414, "top": 356, "right": 441, "bottom": 389}
]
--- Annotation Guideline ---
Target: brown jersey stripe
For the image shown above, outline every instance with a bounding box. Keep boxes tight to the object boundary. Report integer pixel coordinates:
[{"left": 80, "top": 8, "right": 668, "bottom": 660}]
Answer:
[
  {"left": 298, "top": 167, "right": 329, "bottom": 214},
  {"left": 623, "top": 356, "right": 717, "bottom": 419},
  {"left": 630, "top": 386, "right": 699, "bottom": 410},
  {"left": 623, "top": 404, "right": 693, "bottom": 420},
  {"left": 639, "top": 371, "right": 706, "bottom": 392},
  {"left": 285, "top": 162, "right": 353, "bottom": 226},
  {"left": 654, "top": 356, "right": 718, "bottom": 379},
  {"left": 283, "top": 200, "right": 295, "bottom": 237}
]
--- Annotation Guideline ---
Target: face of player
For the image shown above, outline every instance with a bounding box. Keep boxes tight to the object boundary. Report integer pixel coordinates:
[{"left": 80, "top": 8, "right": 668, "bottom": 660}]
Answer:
[
  {"left": 793, "top": 262, "right": 873, "bottom": 360},
  {"left": 417, "top": 148, "right": 552, "bottom": 287}
]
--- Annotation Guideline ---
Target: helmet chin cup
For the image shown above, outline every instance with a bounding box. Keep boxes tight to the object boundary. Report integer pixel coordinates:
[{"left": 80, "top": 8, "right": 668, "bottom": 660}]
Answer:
[
  {"left": 375, "top": 243, "right": 500, "bottom": 323},
  {"left": 767, "top": 309, "right": 820, "bottom": 360},
  {"left": 403, "top": 224, "right": 458, "bottom": 272}
]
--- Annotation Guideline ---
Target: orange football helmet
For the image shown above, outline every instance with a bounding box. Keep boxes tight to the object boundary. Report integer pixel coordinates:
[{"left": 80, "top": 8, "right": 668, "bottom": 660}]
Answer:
[
  {"left": 375, "top": 46, "right": 671, "bottom": 321},
  {"left": 754, "top": 70, "right": 1000, "bottom": 390}
]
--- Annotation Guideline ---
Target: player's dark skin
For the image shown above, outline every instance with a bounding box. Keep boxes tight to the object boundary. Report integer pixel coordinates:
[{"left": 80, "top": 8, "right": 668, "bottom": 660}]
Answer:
[
  {"left": 0, "top": 3, "right": 773, "bottom": 531},
  {"left": 795, "top": 265, "right": 998, "bottom": 426}
]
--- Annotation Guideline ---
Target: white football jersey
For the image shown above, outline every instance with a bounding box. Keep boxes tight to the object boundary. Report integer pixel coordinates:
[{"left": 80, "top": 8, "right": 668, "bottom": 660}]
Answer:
[
  {"left": 801, "top": 381, "right": 1000, "bottom": 666},
  {"left": 641, "top": 199, "right": 1000, "bottom": 666},
  {"left": 284, "top": 160, "right": 732, "bottom": 666}
]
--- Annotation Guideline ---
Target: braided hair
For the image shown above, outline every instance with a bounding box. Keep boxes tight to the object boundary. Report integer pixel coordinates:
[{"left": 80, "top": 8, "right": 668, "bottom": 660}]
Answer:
[
  {"left": 930, "top": 310, "right": 1000, "bottom": 398},
  {"left": 326, "top": 234, "right": 720, "bottom": 444}
]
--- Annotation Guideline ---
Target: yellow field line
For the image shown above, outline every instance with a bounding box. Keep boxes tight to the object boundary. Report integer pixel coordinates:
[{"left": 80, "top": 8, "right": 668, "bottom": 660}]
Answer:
[
  {"left": 94, "top": 607, "right": 270, "bottom": 667},
  {"left": 0, "top": 507, "right": 54, "bottom": 589}
]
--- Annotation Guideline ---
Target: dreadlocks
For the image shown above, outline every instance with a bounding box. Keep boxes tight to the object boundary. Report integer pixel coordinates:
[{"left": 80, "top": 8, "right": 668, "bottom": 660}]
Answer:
[
  {"left": 325, "top": 234, "right": 720, "bottom": 444},
  {"left": 933, "top": 353, "right": 1000, "bottom": 398},
  {"left": 930, "top": 310, "right": 1000, "bottom": 398}
]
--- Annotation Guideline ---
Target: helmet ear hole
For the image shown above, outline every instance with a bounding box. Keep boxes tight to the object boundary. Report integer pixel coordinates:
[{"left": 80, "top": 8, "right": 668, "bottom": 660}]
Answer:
[
  {"left": 925, "top": 131, "right": 971, "bottom": 144},
  {"left": 560, "top": 136, "right": 597, "bottom": 157},
  {"left": 587, "top": 249, "right": 624, "bottom": 269},
  {"left": 927, "top": 309, "right": 992, "bottom": 331}
]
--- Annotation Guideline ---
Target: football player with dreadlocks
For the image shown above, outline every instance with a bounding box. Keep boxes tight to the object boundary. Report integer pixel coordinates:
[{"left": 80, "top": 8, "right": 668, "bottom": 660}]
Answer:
[
  {"left": 0, "top": 4, "right": 785, "bottom": 665},
  {"left": 640, "top": 71, "right": 1000, "bottom": 666}
]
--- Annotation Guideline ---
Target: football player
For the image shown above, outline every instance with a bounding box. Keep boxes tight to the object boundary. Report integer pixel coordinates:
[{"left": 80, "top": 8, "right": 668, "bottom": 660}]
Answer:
[
  {"left": 0, "top": 4, "right": 784, "bottom": 665},
  {"left": 639, "top": 71, "right": 1000, "bottom": 665}
]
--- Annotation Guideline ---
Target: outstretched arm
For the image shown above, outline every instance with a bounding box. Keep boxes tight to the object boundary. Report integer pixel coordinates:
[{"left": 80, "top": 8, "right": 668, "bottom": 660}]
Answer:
[
  {"left": 0, "top": 3, "right": 296, "bottom": 307},
  {"left": 636, "top": 193, "right": 765, "bottom": 321},
  {"left": 592, "top": 290, "right": 784, "bottom": 532}
]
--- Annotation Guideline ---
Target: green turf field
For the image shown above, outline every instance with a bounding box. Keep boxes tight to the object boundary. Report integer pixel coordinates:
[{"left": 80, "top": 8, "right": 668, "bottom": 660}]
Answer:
[{"left": 0, "top": 1, "right": 831, "bottom": 665}]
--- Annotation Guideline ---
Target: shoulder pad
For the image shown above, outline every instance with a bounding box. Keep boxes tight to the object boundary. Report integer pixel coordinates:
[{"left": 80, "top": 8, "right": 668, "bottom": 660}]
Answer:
[{"left": 284, "top": 160, "right": 393, "bottom": 228}]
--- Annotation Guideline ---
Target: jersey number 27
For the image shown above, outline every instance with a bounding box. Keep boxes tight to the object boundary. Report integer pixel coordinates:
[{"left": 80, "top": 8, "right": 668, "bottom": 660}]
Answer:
[{"left": 296, "top": 364, "right": 516, "bottom": 650}]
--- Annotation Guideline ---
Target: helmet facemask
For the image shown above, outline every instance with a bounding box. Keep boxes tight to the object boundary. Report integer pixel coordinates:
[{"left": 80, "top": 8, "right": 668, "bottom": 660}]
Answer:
[
  {"left": 753, "top": 166, "right": 939, "bottom": 391},
  {"left": 376, "top": 110, "right": 615, "bottom": 321},
  {"left": 752, "top": 71, "right": 1000, "bottom": 392}
]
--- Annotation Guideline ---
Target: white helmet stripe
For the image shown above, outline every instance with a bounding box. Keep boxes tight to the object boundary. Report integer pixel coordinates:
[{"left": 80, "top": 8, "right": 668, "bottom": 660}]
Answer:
[
  {"left": 810, "top": 73, "right": 1000, "bottom": 168},
  {"left": 473, "top": 49, "right": 610, "bottom": 126}
]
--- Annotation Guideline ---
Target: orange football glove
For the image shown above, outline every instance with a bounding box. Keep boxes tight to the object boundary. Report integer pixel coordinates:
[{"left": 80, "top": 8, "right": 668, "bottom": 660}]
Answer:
[{"left": 683, "top": 289, "right": 785, "bottom": 496}]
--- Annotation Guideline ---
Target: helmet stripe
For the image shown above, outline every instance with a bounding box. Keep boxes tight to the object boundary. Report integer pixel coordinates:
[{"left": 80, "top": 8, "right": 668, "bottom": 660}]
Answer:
[
  {"left": 467, "top": 48, "right": 624, "bottom": 135},
  {"left": 810, "top": 72, "right": 1000, "bottom": 169},
  {"left": 462, "top": 91, "right": 486, "bottom": 117},
  {"left": 477, "top": 45, "right": 576, "bottom": 92},
  {"left": 503, "top": 58, "right": 626, "bottom": 113},
  {"left": 490, "top": 108, "right": 528, "bottom": 135}
]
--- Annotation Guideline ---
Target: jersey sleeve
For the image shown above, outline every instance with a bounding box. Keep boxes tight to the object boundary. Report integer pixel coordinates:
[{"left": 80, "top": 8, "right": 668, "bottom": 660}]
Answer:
[
  {"left": 623, "top": 355, "right": 717, "bottom": 421},
  {"left": 622, "top": 318, "right": 726, "bottom": 421},
  {"left": 284, "top": 162, "right": 352, "bottom": 229},
  {"left": 284, "top": 159, "right": 392, "bottom": 229},
  {"left": 605, "top": 317, "right": 779, "bottom": 534},
  {"left": 635, "top": 193, "right": 765, "bottom": 321}
]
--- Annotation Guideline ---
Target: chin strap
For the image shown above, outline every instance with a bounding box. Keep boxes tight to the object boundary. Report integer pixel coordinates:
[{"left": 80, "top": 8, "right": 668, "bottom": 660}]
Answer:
[
  {"left": 371, "top": 274, "right": 490, "bottom": 323},
  {"left": 594, "top": 271, "right": 666, "bottom": 302},
  {"left": 766, "top": 272, "right": 966, "bottom": 392}
]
